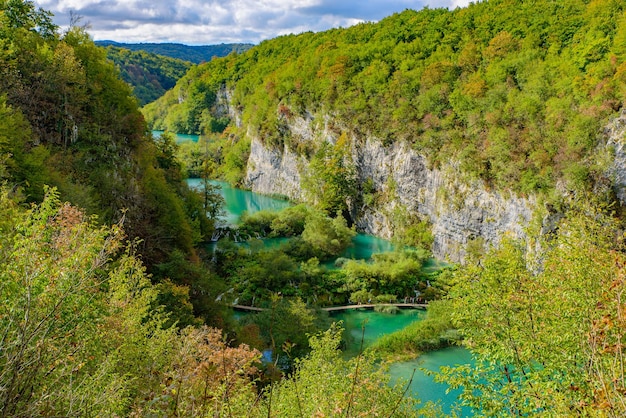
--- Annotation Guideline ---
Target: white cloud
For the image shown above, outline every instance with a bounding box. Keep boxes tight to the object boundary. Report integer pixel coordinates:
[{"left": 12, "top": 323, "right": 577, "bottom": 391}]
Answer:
[{"left": 33, "top": 0, "right": 472, "bottom": 45}]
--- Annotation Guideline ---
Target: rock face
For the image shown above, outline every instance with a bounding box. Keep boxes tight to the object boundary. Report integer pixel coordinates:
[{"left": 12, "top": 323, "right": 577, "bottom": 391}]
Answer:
[
  {"left": 606, "top": 109, "right": 626, "bottom": 204},
  {"left": 245, "top": 138, "right": 304, "bottom": 200},
  {"left": 352, "top": 139, "right": 535, "bottom": 262},
  {"left": 243, "top": 112, "right": 538, "bottom": 263}
]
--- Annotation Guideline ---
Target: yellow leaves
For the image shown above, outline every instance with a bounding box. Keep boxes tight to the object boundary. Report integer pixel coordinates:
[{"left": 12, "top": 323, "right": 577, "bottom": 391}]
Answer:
[
  {"left": 483, "top": 31, "right": 520, "bottom": 61},
  {"left": 462, "top": 73, "right": 488, "bottom": 98},
  {"left": 420, "top": 60, "right": 456, "bottom": 90}
]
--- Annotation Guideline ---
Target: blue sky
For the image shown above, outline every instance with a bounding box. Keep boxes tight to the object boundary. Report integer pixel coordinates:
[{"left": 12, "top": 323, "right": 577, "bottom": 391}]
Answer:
[{"left": 34, "top": 0, "right": 472, "bottom": 45}]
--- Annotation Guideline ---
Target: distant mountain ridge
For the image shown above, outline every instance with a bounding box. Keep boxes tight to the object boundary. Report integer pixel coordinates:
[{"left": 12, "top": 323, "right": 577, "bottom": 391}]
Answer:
[{"left": 95, "top": 40, "right": 254, "bottom": 64}]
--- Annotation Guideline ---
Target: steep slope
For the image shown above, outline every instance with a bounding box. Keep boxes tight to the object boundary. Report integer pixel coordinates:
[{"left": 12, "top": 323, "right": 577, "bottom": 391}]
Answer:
[
  {"left": 102, "top": 46, "right": 193, "bottom": 105},
  {"left": 144, "top": 0, "right": 626, "bottom": 261},
  {"left": 0, "top": 2, "right": 212, "bottom": 269}
]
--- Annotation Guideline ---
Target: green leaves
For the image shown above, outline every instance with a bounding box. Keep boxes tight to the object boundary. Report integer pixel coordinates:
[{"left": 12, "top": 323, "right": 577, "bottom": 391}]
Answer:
[
  {"left": 444, "top": 202, "right": 626, "bottom": 415},
  {"left": 263, "top": 324, "right": 418, "bottom": 417},
  {"left": 147, "top": 0, "right": 626, "bottom": 197},
  {"left": 302, "top": 134, "right": 357, "bottom": 217}
]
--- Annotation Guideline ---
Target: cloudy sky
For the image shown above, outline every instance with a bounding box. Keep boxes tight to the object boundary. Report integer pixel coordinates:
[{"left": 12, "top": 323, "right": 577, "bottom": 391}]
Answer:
[{"left": 33, "top": 0, "right": 472, "bottom": 45}]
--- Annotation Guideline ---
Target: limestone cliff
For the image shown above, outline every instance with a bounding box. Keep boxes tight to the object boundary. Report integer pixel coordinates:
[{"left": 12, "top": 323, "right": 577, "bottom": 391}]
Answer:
[
  {"left": 243, "top": 111, "right": 539, "bottom": 263},
  {"left": 606, "top": 109, "right": 626, "bottom": 204}
]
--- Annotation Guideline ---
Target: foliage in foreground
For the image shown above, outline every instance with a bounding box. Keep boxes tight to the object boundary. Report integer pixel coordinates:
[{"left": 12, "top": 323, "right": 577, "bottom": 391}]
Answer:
[
  {"left": 0, "top": 188, "right": 259, "bottom": 416},
  {"left": 442, "top": 202, "right": 626, "bottom": 416},
  {"left": 0, "top": 189, "right": 425, "bottom": 417},
  {"left": 262, "top": 324, "right": 418, "bottom": 417}
]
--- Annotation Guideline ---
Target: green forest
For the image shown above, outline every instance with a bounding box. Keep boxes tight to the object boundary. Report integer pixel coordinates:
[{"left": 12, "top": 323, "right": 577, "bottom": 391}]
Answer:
[
  {"left": 95, "top": 40, "right": 254, "bottom": 64},
  {"left": 102, "top": 46, "right": 193, "bottom": 105},
  {"left": 2, "top": 0, "right": 626, "bottom": 416},
  {"left": 145, "top": 0, "right": 626, "bottom": 197}
]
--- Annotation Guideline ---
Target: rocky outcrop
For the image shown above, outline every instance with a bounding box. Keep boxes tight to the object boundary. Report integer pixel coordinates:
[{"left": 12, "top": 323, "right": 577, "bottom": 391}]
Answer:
[
  {"left": 243, "top": 112, "right": 538, "bottom": 263},
  {"left": 215, "top": 86, "right": 242, "bottom": 127},
  {"left": 352, "top": 139, "right": 535, "bottom": 262},
  {"left": 245, "top": 138, "right": 304, "bottom": 200},
  {"left": 606, "top": 109, "right": 626, "bottom": 204}
]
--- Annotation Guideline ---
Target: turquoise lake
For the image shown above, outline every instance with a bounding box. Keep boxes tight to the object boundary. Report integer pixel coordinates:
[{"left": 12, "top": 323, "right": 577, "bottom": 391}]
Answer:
[
  {"left": 186, "top": 178, "right": 402, "bottom": 262},
  {"left": 152, "top": 130, "right": 200, "bottom": 143},
  {"left": 331, "top": 309, "right": 473, "bottom": 415},
  {"left": 186, "top": 175, "right": 472, "bottom": 414}
]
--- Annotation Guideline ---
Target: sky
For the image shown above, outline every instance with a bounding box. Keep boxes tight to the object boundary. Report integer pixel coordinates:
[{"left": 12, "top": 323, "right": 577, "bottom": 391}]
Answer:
[{"left": 33, "top": 0, "right": 472, "bottom": 46}]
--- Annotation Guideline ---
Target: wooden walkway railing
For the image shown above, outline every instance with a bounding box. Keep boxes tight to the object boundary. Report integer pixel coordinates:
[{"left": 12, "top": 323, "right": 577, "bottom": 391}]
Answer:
[{"left": 232, "top": 303, "right": 427, "bottom": 312}]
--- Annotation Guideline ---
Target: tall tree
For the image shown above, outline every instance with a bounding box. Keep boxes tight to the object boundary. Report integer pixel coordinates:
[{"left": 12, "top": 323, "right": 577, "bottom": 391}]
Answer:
[{"left": 442, "top": 201, "right": 626, "bottom": 416}]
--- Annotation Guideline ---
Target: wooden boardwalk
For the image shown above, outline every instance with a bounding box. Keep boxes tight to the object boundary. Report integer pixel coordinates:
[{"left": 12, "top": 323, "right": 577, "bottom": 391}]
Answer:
[
  {"left": 232, "top": 304, "right": 265, "bottom": 312},
  {"left": 322, "top": 303, "right": 427, "bottom": 312},
  {"left": 232, "top": 303, "right": 427, "bottom": 312}
]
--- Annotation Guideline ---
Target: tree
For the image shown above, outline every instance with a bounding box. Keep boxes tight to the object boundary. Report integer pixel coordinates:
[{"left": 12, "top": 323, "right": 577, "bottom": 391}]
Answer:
[
  {"left": 262, "top": 324, "right": 417, "bottom": 417},
  {"left": 441, "top": 202, "right": 626, "bottom": 416},
  {"left": 1, "top": 0, "right": 57, "bottom": 39},
  {"left": 301, "top": 209, "right": 355, "bottom": 259},
  {"left": 0, "top": 188, "right": 180, "bottom": 416},
  {"left": 303, "top": 133, "right": 357, "bottom": 217}
]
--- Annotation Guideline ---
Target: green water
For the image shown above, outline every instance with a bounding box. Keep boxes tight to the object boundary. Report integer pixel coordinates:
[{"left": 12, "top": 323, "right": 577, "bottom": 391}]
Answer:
[
  {"left": 152, "top": 130, "right": 200, "bottom": 143},
  {"left": 338, "top": 233, "right": 396, "bottom": 261},
  {"left": 331, "top": 308, "right": 426, "bottom": 356},
  {"left": 389, "top": 347, "right": 474, "bottom": 416},
  {"left": 187, "top": 178, "right": 291, "bottom": 225},
  {"left": 334, "top": 309, "right": 474, "bottom": 416},
  {"left": 188, "top": 178, "right": 399, "bottom": 261}
]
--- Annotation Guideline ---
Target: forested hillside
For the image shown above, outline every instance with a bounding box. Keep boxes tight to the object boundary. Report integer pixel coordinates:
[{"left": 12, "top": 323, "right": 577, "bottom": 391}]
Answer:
[
  {"left": 0, "top": 0, "right": 229, "bottom": 324},
  {"left": 4, "top": 0, "right": 626, "bottom": 415},
  {"left": 145, "top": 0, "right": 626, "bottom": 197},
  {"left": 102, "top": 46, "right": 192, "bottom": 105},
  {"left": 96, "top": 40, "right": 254, "bottom": 63},
  {"left": 0, "top": 2, "right": 424, "bottom": 416}
]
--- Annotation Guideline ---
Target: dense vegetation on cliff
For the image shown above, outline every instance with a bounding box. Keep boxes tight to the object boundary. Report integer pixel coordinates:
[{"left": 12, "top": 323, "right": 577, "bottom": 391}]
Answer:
[
  {"left": 145, "top": 0, "right": 626, "bottom": 198},
  {"left": 102, "top": 46, "right": 192, "bottom": 105},
  {"left": 4, "top": 0, "right": 626, "bottom": 415}
]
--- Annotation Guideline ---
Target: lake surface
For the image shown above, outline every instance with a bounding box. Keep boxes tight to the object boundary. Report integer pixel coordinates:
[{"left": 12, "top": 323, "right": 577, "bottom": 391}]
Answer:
[
  {"left": 152, "top": 130, "right": 200, "bottom": 143},
  {"left": 389, "top": 346, "right": 474, "bottom": 416},
  {"left": 331, "top": 308, "right": 426, "bottom": 356},
  {"left": 187, "top": 178, "right": 401, "bottom": 261},
  {"left": 331, "top": 309, "right": 472, "bottom": 415},
  {"left": 188, "top": 178, "right": 291, "bottom": 225}
]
